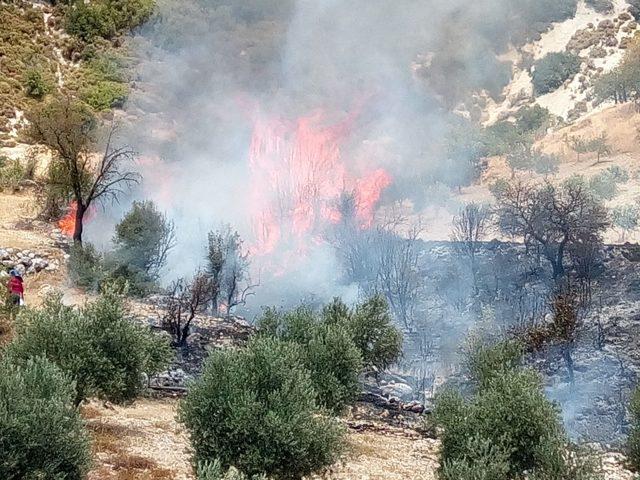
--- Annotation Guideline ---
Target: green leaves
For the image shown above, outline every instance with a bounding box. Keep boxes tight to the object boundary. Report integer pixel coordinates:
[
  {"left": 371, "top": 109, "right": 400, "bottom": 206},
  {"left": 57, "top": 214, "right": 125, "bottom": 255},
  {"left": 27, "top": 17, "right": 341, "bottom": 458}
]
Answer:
[
  {"left": 6, "top": 289, "right": 172, "bottom": 405},
  {"left": 0, "top": 356, "right": 91, "bottom": 480},
  {"left": 180, "top": 337, "right": 344, "bottom": 479}
]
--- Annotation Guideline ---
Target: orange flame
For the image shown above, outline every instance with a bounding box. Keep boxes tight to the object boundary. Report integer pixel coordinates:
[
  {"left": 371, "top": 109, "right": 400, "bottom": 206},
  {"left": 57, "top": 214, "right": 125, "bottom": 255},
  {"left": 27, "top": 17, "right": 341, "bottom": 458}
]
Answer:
[
  {"left": 58, "top": 201, "right": 96, "bottom": 238},
  {"left": 248, "top": 109, "right": 392, "bottom": 255},
  {"left": 58, "top": 201, "right": 78, "bottom": 237}
]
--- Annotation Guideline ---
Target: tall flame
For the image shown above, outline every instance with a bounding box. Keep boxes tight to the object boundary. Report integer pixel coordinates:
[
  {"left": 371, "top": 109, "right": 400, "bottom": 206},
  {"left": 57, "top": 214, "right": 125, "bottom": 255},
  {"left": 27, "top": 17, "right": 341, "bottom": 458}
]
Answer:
[
  {"left": 58, "top": 201, "right": 78, "bottom": 237},
  {"left": 248, "top": 110, "right": 391, "bottom": 255}
]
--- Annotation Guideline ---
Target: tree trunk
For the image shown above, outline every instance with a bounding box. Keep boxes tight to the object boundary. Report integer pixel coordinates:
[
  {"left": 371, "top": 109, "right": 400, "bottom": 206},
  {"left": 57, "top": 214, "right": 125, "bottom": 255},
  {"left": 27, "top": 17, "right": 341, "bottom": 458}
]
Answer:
[{"left": 72, "top": 202, "right": 86, "bottom": 245}]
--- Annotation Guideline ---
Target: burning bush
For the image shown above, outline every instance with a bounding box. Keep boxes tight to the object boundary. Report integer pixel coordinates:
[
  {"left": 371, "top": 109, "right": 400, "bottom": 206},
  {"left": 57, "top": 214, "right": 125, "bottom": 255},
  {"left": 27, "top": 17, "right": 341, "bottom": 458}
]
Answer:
[
  {"left": 257, "top": 305, "right": 363, "bottom": 413},
  {"left": 179, "top": 336, "right": 344, "bottom": 479},
  {"left": 434, "top": 340, "right": 601, "bottom": 480},
  {"left": 6, "top": 288, "right": 172, "bottom": 405},
  {"left": 0, "top": 356, "right": 91, "bottom": 479}
]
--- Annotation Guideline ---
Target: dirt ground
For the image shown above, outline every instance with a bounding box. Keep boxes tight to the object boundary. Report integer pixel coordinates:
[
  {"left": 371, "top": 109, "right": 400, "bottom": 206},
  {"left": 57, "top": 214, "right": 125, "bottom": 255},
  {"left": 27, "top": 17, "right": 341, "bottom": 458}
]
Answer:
[{"left": 82, "top": 398, "right": 440, "bottom": 480}]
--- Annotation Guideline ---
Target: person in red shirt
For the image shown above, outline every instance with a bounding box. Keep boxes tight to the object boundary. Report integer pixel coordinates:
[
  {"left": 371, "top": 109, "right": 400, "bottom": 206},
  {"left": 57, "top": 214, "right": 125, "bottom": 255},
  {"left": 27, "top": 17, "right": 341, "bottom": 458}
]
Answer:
[{"left": 8, "top": 269, "right": 24, "bottom": 306}]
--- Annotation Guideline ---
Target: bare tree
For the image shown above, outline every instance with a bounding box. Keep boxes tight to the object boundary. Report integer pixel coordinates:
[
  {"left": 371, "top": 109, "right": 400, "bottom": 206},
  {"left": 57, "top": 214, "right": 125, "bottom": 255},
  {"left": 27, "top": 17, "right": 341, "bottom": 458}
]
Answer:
[
  {"left": 27, "top": 97, "right": 139, "bottom": 244},
  {"left": 161, "top": 273, "right": 213, "bottom": 347},
  {"left": 451, "top": 202, "right": 490, "bottom": 294},
  {"left": 372, "top": 219, "right": 423, "bottom": 329},
  {"left": 495, "top": 180, "right": 609, "bottom": 280},
  {"left": 206, "top": 226, "right": 257, "bottom": 316}
]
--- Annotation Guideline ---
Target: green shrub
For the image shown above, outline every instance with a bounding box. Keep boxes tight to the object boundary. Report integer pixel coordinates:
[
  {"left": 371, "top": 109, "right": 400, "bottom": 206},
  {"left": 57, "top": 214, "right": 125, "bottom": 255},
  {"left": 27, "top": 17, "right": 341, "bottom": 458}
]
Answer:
[
  {"left": 0, "top": 356, "right": 91, "bottom": 479},
  {"left": 588, "top": 171, "right": 619, "bottom": 201},
  {"left": 439, "top": 435, "right": 510, "bottom": 480},
  {"left": 7, "top": 289, "right": 172, "bottom": 405},
  {"left": 515, "top": 105, "right": 552, "bottom": 134},
  {"left": 23, "top": 68, "right": 52, "bottom": 99},
  {"left": 464, "top": 338, "right": 524, "bottom": 387},
  {"left": 627, "top": 387, "right": 640, "bottom": 470},
  {"left": 435, "top": 341, "right": 600, "bottom": 480},
  {"left": 65, "top": 2, "right": 116, "bottom": 41},
  {"left": 0, "top": 158, "right": 25, "bottom": 190},
  {"left": 532, "top": 52, "right": 581, "bottom": 95},
  {"left": 257, "top": 306, "right": 363, "bottom": 413},
  {"left": 324, "top": 295, "right": 403, "bottom": 371},
  {"left": 606, "top": 165, "right": 629, "bottom": 183},
  {"left": 197, "top": 460, "right": 267, "bottom": 480},
  {"left": 65, "top": 0, "right": 155, "bottom": 40},
  {"left": 585, "top": 0, "right": 614, "bottom": 13},
  {"left": 69, "top": 242, "right": 105, "bottom": 290},
  {"left": 532, "top": 151, "right": 560, "bottom": 177},
  {"left": 81, "top": 81, "right": 128, "bottom": 111},
  {"left": 179, "top": 336, "right": 344, "bottom": 479}
]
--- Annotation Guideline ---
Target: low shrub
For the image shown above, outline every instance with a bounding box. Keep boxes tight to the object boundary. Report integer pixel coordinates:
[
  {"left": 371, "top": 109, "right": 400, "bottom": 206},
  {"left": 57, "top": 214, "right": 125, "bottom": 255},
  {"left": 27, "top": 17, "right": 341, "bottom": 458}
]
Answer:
[
  {"left": 589, "top": 171, "right": 620, "bottom": 201},
  {"left": 23, "top": 68, "right": 52, "bottom": 99},
  {"left": 627, "top": 387, "right": 640, "bottom": 470},
  {"left": 197, "top": 460, "right": 267, "bottom": 480},
  {"left": 180, "top": 336, "right": 344, "bottom": 479},
  {"left": 81, "top": 80, "right": 128, "bottom": 111},
  {"left": 331, "top": 295, "right": 403, "bottom": 371},
  {"left": 7, "top": 288, "right": 172, "bottom": 405},
  {"left": 0, "top": 356, "right": 91, "bottom": 479},
  {"left": 532, "top": 52, "right": 581, "bottom": 95},
  {"left": 0, "top": 158, "right": 26, "bottom": 191},
  {"left": 435, "top": 340, "right": 600, "bottom": 480},
  {"left": 257, "top": 306, "right": 363, "bottom": 413},
  {"left": 69, "top": 242, "right": 105, "bottom": 290}
]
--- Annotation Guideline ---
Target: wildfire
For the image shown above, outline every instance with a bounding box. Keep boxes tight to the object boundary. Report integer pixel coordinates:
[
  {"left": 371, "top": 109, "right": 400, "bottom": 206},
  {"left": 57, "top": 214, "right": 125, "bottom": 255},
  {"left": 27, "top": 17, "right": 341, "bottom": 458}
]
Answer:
[
  {"left": 248, "top": 109, "right": 392, "bottom": 254},
  {"left": 58, "top": 201, "right": 78, "bottom": 237},
  {"left": 58, "top": 201, "right": 96, "bottom": 238}
]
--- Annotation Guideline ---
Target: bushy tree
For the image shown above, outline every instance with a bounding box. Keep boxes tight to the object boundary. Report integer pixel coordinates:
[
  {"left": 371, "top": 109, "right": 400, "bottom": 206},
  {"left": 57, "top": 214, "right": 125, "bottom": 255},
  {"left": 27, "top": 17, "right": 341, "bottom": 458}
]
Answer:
[
  {"left": 7, "top": 289, "right": 172, "bottom": 405},
  {"left": 588, "top": 171, "right": 620, "bottom": 201},
  {"left": 0, "top": 356, "right": 91, "bottom": 479},
  {"left": 532, "top": 52, "right": 581, "bottom": 95},
  {"left": 27, "top": 97, "right": 139, "bottom": 244},
  {"left": 324, "top": 295, "right": 403, "bottom": 371},
  {"left": 435, "top": 341, "right": 601, "bottom": 480},
  {"left": 257, "top": 305, "right": 363, "bottom": 413},
  {"left": 179, "top": 337, "right": 344, "bottom": 479},
  {"left": 110, "top": 200, "right": 175, "bottom": 293},
  {"left": 65, "top": 0, "right": 155, "bottom": 41}
]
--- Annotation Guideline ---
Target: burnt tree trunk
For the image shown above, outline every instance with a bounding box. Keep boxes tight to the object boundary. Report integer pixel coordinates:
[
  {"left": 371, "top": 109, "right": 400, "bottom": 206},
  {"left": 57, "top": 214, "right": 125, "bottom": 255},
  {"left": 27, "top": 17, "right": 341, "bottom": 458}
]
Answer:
[{"left": 73, "top": 202, "right": 86, "bottom": 245}]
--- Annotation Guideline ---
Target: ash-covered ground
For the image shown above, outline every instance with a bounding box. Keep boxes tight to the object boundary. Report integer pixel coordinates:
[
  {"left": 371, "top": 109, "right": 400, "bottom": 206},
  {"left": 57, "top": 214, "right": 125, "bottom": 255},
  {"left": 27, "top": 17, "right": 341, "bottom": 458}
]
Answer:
[{"left": 389, "top": 240, "right": 640, "bottom": 446}]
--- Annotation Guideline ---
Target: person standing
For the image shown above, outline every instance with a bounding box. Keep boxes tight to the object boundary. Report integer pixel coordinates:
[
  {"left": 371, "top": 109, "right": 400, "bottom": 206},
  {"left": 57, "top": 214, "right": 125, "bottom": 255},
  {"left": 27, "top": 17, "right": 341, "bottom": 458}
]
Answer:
[{"left": 8, "top": 269, "right": 24, "bottom": 306}]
